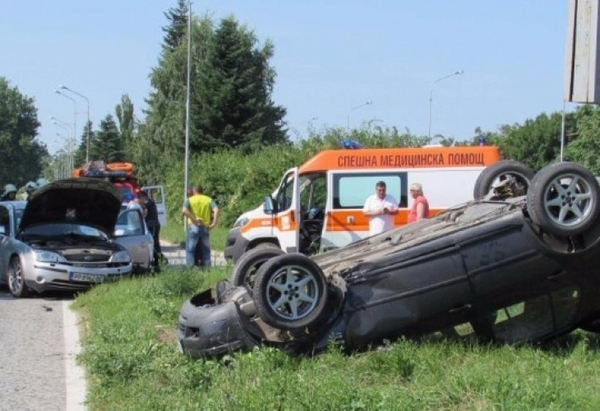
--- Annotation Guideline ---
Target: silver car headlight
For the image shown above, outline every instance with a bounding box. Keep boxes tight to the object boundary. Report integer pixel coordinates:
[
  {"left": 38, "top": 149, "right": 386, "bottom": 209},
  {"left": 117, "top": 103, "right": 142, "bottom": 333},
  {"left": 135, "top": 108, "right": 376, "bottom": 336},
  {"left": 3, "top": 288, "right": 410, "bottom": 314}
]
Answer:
[
  {"left": 110, "top": 250, "right": 131, "bottom": 263},
  {"left": 233, "top": 216, "right": 249, "bottom": 228},
  {"left": 34, "top": 250, "right": 66, "bottom": 263}
]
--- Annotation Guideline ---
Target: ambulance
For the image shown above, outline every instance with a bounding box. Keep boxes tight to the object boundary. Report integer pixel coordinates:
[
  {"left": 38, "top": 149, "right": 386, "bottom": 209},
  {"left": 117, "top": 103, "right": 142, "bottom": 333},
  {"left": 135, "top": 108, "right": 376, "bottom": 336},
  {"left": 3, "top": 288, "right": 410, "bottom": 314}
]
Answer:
[{"left": 224, "top": 145, "right": 502, "bottom": 262}]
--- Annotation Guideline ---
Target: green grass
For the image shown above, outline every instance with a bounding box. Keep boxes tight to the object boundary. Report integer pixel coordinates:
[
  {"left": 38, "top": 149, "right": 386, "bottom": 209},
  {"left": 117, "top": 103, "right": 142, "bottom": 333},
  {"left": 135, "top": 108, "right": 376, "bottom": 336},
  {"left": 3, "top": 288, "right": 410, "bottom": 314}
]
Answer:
[
  {"left": 160, "top": 222, "right": 229, "bottom": 251},
  {"left": 73, "top": 268, "right": 600, "bottom": 411}
]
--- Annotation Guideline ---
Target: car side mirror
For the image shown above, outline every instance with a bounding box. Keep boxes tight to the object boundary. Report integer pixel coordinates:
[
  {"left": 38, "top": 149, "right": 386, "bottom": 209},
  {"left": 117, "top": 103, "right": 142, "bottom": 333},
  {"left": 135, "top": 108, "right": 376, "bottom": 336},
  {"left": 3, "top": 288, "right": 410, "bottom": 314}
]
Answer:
[
  {"left": 263, "top": 196, "right": 278, "bottom": 215},
  {"left": 114, "top": 228, "right": 125, "bottom": 237}
]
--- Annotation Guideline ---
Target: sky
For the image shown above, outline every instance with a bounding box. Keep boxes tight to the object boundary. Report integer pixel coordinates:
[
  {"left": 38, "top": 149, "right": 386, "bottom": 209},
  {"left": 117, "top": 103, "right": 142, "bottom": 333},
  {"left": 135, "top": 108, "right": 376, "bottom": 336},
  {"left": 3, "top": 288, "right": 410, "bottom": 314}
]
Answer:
[{"left": 1, "top": 1, "right": 569, "bottom": 155}]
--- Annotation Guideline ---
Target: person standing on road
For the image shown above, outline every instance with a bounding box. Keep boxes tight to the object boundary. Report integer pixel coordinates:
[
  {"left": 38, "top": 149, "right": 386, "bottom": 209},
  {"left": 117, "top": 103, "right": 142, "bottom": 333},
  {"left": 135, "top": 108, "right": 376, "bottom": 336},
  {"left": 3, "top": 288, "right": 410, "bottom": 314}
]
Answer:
[
  {"left": 182, "top": 185, "right": 219, "bottom": 269},
  {"left": 407, "top": 182, "right": 430, "bottom": 223},
  {"left": 138, "top": 190, "right": 163, "bottom": 269},
  {"left": 362, "top": 181, "right": 398, "bottom": 236}
]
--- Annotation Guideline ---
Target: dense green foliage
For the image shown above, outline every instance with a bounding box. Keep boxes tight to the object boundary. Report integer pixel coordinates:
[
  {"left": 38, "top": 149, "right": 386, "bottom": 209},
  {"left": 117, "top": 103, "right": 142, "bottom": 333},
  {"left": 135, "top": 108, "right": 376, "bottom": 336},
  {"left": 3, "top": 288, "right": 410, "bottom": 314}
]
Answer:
[
  {"left": 73, "top": 267, "right": 600, "bottom": 411},
  {"left": 0, "top": 77, "right": 47, "bottom": 186},
  {"left": 565, "top": 105, "right": 600, "bottom": 175}
]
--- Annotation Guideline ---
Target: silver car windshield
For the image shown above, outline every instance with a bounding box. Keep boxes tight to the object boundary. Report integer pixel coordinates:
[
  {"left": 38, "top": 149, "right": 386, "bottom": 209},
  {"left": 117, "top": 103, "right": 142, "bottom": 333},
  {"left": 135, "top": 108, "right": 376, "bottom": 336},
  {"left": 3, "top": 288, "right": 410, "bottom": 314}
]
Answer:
[{"left": 21, "top": 223, "right": 107, "bottom": 240}]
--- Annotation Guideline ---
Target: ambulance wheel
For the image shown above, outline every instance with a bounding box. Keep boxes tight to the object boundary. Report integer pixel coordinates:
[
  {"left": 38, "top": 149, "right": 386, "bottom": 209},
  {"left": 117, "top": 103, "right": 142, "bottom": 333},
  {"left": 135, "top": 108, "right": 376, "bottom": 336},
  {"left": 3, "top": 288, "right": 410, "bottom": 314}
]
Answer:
[
  {"left": 253, "top": 253, "right": 329, "bottom": 331},
  {"left": 231, "top": 245, "right": 285, "bottom": 290},
  {"left": 473, "top": 160, "right": 534, "bottom": 200}
]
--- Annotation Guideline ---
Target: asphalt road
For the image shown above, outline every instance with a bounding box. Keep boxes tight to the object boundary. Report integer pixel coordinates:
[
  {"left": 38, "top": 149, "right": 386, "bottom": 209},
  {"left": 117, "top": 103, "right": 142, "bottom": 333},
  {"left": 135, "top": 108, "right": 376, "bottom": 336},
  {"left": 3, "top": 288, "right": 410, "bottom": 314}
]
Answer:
[
  {"left": 0, "top": 241, "right": 223, "bottom": 411},
  {"left": 0, "top": 289, "right": 78, "bottom": 411}
]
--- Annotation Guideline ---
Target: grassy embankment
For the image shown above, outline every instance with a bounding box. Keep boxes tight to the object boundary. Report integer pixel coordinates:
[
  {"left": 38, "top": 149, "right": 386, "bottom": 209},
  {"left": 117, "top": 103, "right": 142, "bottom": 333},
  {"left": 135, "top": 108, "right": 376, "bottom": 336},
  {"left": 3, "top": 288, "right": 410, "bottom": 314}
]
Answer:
[{"left": 73, "top": 265, "right": 600, "bottom": 411}]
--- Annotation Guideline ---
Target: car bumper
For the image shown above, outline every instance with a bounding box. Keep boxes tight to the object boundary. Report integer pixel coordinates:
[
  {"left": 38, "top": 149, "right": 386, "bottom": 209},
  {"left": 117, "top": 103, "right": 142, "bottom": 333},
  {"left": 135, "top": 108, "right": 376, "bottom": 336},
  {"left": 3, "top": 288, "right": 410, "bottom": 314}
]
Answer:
[
  {"left": 177, "top": 288, "right": 259, "bottom": 358},
  {"left": 223, "top": 227, "right": 249, "bottom": 263},
  {"left": 24, "top": 260, "right": 132, "bottom": 292}
]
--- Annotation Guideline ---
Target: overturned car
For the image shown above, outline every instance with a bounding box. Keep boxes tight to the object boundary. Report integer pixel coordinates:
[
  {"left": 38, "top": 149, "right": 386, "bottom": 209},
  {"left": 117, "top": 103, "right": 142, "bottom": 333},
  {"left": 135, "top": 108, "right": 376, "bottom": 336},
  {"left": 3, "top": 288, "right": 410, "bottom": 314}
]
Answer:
[{"left": 178, "top": 161, "right": 600, "bottom": 358}]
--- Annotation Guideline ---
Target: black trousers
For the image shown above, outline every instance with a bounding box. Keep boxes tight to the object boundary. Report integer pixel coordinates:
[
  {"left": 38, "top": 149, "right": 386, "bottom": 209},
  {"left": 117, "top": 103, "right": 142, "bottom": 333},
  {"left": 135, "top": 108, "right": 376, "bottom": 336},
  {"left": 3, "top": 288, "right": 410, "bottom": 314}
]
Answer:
[{"left": 148, "top": 225, "right": 162, "bottom": 265}]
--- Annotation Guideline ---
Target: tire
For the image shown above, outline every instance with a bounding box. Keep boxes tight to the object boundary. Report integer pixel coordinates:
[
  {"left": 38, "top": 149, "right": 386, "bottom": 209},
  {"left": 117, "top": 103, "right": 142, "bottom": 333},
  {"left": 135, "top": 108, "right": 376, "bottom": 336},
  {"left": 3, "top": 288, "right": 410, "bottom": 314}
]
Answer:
[
  {"left": 231, "top": 245, "right": 285, "bottom": 289},
  {"left": 253, "top": 253, "right": 329, "bottom": 331},
  {"left": 527, "top": 162, "right": 600, "bottom": 236},
  {"left": 7, "top": 256, "right": 31, "bottom": 298},
  {"left": 473, "top": 160, "right": 535, "bottom": 200}
]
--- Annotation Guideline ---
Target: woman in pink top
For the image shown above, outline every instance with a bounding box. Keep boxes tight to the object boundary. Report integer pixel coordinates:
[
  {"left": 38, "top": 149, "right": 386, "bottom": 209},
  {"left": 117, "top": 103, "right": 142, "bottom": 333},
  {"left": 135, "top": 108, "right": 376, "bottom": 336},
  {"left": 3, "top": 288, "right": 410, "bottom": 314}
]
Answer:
[{"left": 407, "top": 182, "right": 429, "bottom": 223}]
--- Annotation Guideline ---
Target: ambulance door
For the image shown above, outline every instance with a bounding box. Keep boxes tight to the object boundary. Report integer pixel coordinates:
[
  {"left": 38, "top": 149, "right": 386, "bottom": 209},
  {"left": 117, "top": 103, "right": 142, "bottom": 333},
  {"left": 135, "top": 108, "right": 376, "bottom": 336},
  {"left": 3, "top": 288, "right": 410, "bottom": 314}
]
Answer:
[
  {"left": 141, "top": 185, "right": 167, "bottom": 226},
  {"left": 270, "top": 167, "right": 300, "bottom": 253}
]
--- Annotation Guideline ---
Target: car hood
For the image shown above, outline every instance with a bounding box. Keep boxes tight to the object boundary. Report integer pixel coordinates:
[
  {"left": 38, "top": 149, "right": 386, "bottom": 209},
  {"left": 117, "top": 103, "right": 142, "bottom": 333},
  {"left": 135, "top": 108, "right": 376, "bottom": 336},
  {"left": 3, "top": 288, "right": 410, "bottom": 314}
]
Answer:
[{"left": 19, "top": 178, "right": 123, "bottom": 234}]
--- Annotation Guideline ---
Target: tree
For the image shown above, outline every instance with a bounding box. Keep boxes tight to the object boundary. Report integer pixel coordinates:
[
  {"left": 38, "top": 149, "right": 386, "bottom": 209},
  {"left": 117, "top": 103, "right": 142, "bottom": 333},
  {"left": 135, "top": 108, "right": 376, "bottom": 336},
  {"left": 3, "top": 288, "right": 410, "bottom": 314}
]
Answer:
[
  {"left": 194, "top": 16, "right": 287, "bottom": 152},
  {"left": 495, "top": 112, "right": 570, "bottom": 171},
  {"left": 115, "top": 94, "right": 136, "bottom": 157},
  {"left": 0, "top": 77, "right": 47, "bottom": 186},
  {"left": 73, "top": 120, "right": 95, "bottom": 167},
  {"left": 136, "top": 11, "right": 289, "bottom": 184},
  {"left": 565, "top": 104, "right": 600, "bottom": 175},
  {"left": 162, "top": 0, "right": 189, "bottom": 53},
  {"left": 91, "top": 115, "right": 125, "bottom": 162}
]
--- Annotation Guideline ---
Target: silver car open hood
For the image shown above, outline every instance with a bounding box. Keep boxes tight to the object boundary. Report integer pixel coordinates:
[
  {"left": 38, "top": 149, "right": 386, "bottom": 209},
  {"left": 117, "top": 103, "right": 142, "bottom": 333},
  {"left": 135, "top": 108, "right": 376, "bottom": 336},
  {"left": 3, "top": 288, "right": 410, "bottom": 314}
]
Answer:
[{"left": 19, "top": 178, "right": 123, "bottom": 234}]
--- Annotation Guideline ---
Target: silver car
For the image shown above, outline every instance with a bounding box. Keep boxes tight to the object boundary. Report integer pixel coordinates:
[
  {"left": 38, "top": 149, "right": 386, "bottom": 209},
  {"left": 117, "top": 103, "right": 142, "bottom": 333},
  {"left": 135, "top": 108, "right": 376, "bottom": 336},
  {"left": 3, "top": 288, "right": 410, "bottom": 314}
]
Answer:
[{"left": 0, "top": 178, "right": 151, "bottom": 298}]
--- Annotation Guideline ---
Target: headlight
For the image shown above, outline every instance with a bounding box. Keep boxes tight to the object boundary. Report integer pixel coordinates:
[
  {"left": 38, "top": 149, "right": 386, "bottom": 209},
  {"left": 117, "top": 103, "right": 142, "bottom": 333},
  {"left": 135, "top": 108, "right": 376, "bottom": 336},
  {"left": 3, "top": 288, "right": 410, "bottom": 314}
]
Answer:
[
  {"left": 233, "top": 217, "right": 249, "bottom": 228},
  {"left": 111, "top": 250, "right": 131, "bottom": 263},
  {"left": 34, "top": 250, "right": 66, "bottom": 263}
]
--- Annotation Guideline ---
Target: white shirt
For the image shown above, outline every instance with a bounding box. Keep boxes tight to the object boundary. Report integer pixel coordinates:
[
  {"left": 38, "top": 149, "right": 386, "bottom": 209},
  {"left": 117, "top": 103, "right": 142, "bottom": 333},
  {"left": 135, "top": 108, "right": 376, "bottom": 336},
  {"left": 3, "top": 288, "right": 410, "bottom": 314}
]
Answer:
[{"left": 363, "top": 194, "right": 398, "bottom": 236}]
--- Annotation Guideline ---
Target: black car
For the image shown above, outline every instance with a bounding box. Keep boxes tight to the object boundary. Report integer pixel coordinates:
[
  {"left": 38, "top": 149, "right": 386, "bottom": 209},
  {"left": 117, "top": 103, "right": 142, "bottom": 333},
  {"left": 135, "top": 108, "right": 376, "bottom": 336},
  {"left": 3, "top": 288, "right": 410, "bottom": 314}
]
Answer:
[{"left": 177, "top": 161, "right": 600, "bottom": 358}]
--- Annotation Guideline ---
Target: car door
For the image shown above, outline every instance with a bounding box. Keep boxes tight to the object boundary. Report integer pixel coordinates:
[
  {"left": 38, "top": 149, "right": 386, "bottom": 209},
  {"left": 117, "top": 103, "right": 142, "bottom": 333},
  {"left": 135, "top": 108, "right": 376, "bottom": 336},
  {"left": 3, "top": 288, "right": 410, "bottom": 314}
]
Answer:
[
  {"left": 141, "top": 185, "right": 167, "bottom": 227},
  {"left": 343, "top": 240, "right": 474, "bottom": 348},
  {"left": 113, "top": 209, "right": 153, "bottom": 271}
]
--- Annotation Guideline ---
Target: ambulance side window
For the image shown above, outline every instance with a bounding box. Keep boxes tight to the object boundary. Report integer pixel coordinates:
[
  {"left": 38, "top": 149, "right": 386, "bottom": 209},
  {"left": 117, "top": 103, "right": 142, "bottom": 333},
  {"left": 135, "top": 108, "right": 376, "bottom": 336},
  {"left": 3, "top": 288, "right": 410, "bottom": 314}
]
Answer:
[{"left": 333, "top": 172, "right": 408, "bottom": 209}]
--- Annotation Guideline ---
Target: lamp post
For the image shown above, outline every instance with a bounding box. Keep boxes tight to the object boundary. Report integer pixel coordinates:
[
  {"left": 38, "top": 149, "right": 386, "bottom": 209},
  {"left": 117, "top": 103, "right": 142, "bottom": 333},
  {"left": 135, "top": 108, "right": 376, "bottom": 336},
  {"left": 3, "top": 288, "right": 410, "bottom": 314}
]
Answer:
[
  {"left": 428, "top": 70, "right": 464, "bottom": 139},
  {"left": 52, "top": 119, "right": 73, "bottom": 173},
  {"left": 55, "top": 133, "right": 73, "bottom": 173},
  {"left": 183, "top": 1, "right": 192, "bottom": 232},
  {"left": 54, "top": 90, "right": 77, "bottom": 152},
  {"left": 58, "top": 85, "right": 90, "bottom": 164},
  {"left": 347, "top": 101, "right": 372, "bottom": 129}
]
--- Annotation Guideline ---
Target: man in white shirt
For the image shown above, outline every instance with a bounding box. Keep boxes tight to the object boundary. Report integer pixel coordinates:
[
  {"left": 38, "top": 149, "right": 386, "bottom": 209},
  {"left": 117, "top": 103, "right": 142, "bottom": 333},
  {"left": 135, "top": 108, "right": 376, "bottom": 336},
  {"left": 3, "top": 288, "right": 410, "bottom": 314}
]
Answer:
[{"left": 362, "top": 181, "right": 398, "bottom": 236}]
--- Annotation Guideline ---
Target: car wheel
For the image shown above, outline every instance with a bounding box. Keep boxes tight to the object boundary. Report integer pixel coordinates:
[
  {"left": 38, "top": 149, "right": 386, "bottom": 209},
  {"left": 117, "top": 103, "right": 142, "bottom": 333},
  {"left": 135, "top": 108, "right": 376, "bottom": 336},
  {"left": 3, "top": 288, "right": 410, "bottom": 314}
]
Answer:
[
  {"left": 231, "top": 245, "right": 285, "bottom": 289},
  {"left": 527, "top": 162, "right": 600, "bottom": 236},
  {"left": 473, "top": 160, "right": 535, "bottom": 200},
  {"left": 253, "top": 253, "right": 329, "bottom": 331},
  {"left": 7, "top": 256, "right": 31, "bottom": 298}
]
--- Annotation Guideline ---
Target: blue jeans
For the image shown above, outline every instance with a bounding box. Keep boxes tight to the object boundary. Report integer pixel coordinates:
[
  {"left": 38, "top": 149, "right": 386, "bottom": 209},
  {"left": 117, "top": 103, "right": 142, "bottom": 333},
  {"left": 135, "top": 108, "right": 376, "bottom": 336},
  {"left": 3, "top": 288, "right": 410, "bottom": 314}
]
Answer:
[{"left": 186, "top": 225, "right": 211, "bottom": 268}]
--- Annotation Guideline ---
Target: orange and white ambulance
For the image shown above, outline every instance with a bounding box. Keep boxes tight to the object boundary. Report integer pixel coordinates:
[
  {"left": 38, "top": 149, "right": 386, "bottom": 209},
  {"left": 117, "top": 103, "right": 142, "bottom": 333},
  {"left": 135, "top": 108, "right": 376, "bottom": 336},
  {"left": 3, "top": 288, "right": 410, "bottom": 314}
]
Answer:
[{"left": 224, "top": 145, "right": 502, "bottom": 262}]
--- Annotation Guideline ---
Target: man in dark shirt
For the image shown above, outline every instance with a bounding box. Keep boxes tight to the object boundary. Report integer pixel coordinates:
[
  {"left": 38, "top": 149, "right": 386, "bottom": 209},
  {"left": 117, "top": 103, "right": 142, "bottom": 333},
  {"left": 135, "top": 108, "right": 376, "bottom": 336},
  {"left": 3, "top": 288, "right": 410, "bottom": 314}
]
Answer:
[{"left": 138, "top": 190, "right": 162, "bottom": 269}]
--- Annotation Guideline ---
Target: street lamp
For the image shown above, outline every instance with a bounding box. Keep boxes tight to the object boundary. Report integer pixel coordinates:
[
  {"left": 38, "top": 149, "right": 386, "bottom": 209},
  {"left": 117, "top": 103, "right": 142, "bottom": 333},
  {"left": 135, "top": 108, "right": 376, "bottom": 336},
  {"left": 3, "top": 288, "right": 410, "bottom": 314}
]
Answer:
[
  {"left": 428, "top": 70, "right": 464, "bottom": 139},
  {"left": 55, "top": 133, "right": 73, "bottom": 172},
  {"left": 58, "top": 85, "right": 90, "bottom": 164},
  {"left": 52, "top": 120, "right": 74, "bottom": 173},
  {"left": 347, "top": 101, "right": 372, "bottom": 129},
  {"left": 54, "top": 90, "right": 77, "bottom": 151},
  {"left": 183, "top": 0, "right": 192, "bottom": 232}
]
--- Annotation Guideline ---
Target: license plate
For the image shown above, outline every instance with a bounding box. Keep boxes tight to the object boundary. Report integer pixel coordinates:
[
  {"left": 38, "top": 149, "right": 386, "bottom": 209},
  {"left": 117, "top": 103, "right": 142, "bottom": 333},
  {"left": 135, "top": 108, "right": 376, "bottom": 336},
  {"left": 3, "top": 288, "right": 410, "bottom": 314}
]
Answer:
[{"left": 70, "top": 272, "right": 105, "bottom": 283}]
